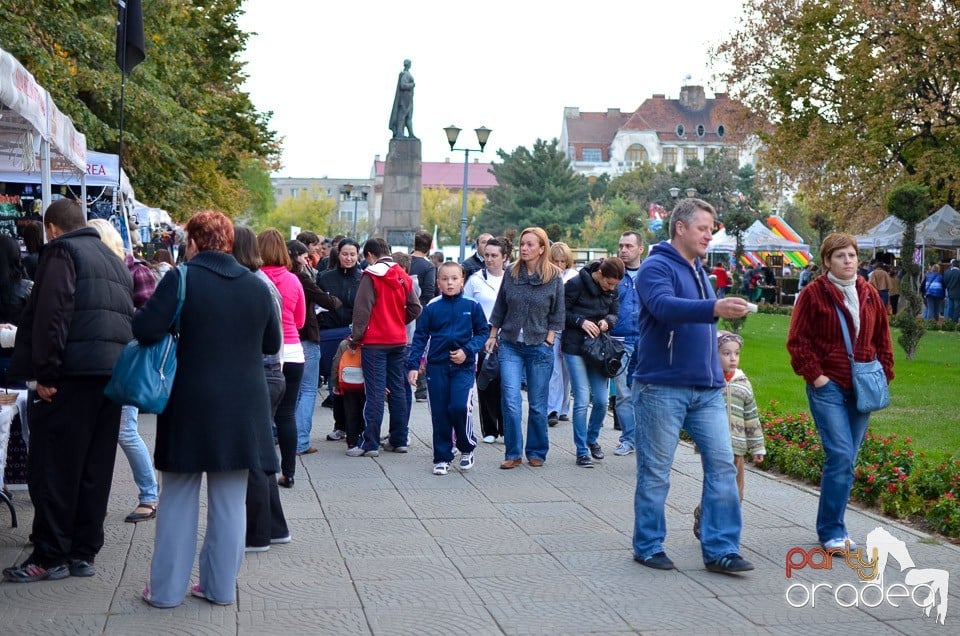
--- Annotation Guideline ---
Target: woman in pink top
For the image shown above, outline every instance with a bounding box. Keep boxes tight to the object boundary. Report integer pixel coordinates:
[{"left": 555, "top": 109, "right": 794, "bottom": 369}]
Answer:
[{"left": 258, "top": 229, "right": 306, "bottom": 487}]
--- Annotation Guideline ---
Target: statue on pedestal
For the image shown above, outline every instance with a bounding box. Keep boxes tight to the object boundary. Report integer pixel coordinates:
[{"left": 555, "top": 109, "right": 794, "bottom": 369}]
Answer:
[{"left": 389, "top": 59, "right": 416, "bottom": 139}]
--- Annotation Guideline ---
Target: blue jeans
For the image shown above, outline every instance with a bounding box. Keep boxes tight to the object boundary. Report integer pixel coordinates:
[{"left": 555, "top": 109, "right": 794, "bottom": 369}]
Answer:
[
  {"left": 924, "top": 296, "right": 943, "bottom": 319},
  {"left": 632, "top": 384, "right": 742, "bottom": 562},
  {"left": 360, "top": 345, "right": 410, "bottom": 451},
  {"left": 117, "top": 404, "right": 158, "bottom": 504},
  {"left": 295, "top": 341, "right": 321, "bottom": 452},
  {"left": 805, "top": 380, "right": 870, "bottom": 543},
  {"left": 564, "top": 353, "right": 608, "bottom": 458},
  {"left": 946, "top": 297, "right": 960, "bottom": 322},
  {"left": 547, "top": 334, "right": 570, "bottom": 417},
  {"left": 614, "top": 340, "right": 636, "bottom": 447},
  {"left": 499, "top": 341, "right": 553, "bottom": 462}
]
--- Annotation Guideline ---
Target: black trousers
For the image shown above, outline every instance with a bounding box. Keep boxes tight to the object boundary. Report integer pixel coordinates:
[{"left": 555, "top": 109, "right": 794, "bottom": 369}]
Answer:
[
  {"left": 341, "top": 391, "right": 366, "bottom": 448},
  {"left": 246, "top": 364, "right": 288, "bottom": 547},
  {"left": 476, "top": 351, "right": 503, "bottom": 439},
  {"left": 276, "top": 362, "right": 304, "bottom": 480},
  {"left": 27, "top": 377, "right": 121, "bottom": 566}
]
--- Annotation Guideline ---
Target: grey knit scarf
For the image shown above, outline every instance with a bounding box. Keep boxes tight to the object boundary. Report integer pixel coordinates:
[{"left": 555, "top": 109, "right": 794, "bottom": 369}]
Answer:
[{"left": 828, "top": 272, "right": 860, "bottom": 338}]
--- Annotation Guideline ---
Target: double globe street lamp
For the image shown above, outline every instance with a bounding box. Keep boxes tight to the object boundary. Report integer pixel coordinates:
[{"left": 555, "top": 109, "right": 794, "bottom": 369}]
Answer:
[
  {"left": 444, "top": 125, "right": 491, "bottom": 261},
  {"left": 341, "top": 183, "right": 369, "bottom": 240}
]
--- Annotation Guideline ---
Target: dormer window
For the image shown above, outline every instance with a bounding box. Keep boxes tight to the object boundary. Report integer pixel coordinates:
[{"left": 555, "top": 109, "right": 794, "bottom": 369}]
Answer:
[
  {"left": 696, "top": 124, "right": 705, "bottom": 138},
  {"left": 717, "top": 124, "right": 726, "bottom": 138},
  {"left": 676, "top": 124, "right": 685, "bottom": 138}
]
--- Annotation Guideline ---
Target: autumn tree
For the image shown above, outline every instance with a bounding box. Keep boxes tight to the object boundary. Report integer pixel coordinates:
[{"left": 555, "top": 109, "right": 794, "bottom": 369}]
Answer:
[
  {"left": 714, "top": 0, "right": 960, "bottom": 229},
  {"left": 258, "top": 189, "right": 337, "bottom": 235},
  {"left": 0, "top": 1, "right": 279, "bottom": 217},
  {"left": 421, "top": 186, "right": 486, "bottom": 247},
  {"left": 479, "top": 139, "right": 590, "bottom": 235}
]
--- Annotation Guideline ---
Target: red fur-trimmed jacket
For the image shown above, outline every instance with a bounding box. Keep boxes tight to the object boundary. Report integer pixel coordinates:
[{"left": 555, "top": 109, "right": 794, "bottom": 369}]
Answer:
[{"left": 787, "top": 274, "right": 894, "bottom": 390}]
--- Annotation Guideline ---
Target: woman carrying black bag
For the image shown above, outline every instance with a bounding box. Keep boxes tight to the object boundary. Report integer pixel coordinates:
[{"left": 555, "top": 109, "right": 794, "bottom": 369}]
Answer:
[{"left": 563, "top": 257, "right": 624, "bottom": 467}]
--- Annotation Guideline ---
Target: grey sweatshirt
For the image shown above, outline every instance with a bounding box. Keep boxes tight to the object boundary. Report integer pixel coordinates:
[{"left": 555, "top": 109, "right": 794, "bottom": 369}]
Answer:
[{"left": 489, "top": 263, "right": 565, "bottom": 345}]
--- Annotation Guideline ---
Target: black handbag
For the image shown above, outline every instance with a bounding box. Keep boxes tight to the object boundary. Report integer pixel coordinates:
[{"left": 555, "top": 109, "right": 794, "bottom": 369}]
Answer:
[
  {"left": 476, "top": 349, "right": 500, "bottom": 390},
  {"left": 580, "top": 333, "right": 625, "bottom": 379}
]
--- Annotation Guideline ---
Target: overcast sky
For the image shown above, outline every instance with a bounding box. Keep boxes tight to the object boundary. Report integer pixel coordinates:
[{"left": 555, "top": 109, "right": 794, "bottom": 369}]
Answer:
[{"left": 237, "top": 0, "right": 746, "bottom": 180}]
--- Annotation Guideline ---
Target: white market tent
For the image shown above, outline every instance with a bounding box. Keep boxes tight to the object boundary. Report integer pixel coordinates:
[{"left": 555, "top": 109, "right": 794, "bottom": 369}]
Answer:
[
  {"left": 708, "top": 220, "right": 810, "bottom": 253},
  {"left": 0, "top": 150, "right": 134, "bottom": 201},
  {"left": 917, "top": 204, "right": 960, "bottom": 249},
  {"left": 0, "top": 45, "right": 87, "bottom": 213},
  {"left": 854, "top": 215, "right": 906, "bottom": 250}
]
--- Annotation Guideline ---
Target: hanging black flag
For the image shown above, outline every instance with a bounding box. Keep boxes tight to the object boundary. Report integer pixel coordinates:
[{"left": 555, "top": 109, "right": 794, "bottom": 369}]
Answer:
[{"left": 115, "top": 0, "right": 146, "bottom": 74}]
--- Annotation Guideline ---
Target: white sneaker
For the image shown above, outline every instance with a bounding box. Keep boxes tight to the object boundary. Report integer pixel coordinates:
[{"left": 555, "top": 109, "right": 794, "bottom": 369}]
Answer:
[
  {"left": 433, "top": 462, "right": 449, "bottom": 476},
  {"left": 822, "top": 536, "right": 857, "bottom": 551},
  {"left": 482, "top": 435, "right": 496, "bottom": 444},
  {"left": 245, "top": 545, "right": 269, "bottom": 553},
  {"left": 613, "top": 442, "right": 635, "bottom": 456},
  {"left": 459, "top": 451, "right": 475, "bottom": 471}
]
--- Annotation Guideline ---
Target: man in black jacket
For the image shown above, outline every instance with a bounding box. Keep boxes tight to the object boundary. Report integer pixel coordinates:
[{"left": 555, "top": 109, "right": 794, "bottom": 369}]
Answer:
[
  {"left": 4, "top": 199, "right": 134, "bottom": 583},
  {"left": 461, "top": 233, "right": 493, "bottom": 281}
]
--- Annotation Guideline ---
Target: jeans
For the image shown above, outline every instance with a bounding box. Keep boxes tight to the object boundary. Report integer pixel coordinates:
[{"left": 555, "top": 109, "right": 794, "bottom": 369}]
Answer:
[
  {"left": 295, "top": 341, "right": 321, "bottom": 453},
  {"left": 946, "top": 297, "right": 960, "bottom": 322},
  {"left": 117, "top": 405, "right": 158, "bottom": 504},
  {"left": 564, "top": 353, "right": 608, "bottom": 458},
  {"left": 499, "top": 340, "right": 553, "bottom": 462},
  {"left": 547, "top": 334, "right": 571, "bottom": 417},
  {"left": 632, "top": 384, "right": 742, "bottom": 562},
  {"left": 360, "top": 345, "right": 410, "bottom": 451},
  {"left": 805, "top": 380, "right": 870, "bottom": 543},
  {"left": 924, "top": 296, "right": 943, "bottom": 319},
  {"left": 614, "top": 340, "right": 636, "bottom": 448}
]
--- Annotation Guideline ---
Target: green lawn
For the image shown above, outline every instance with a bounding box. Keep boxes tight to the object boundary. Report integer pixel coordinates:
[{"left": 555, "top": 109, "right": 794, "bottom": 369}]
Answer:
[{"left": 738, "top": 314, "right": 960, "bottom": 461}]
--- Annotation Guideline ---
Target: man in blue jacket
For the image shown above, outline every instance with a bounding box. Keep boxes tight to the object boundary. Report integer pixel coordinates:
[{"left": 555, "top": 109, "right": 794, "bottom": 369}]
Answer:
[
  {"left": 611, "top": 231, "right": 643, "bottom": 456},
  {"left": 631, "top": 198, "right": 754, "bottom": 575}
]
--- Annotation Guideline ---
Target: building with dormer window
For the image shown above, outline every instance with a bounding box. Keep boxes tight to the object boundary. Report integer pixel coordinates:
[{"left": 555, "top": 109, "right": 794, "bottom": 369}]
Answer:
[{"left": 560, "top": 85, "right": 760, "bottom": 178}]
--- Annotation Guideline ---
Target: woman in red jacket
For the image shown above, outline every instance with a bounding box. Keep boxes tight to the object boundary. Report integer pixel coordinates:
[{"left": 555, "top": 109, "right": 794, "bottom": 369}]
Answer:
[{"left": 786, "top": 233, "right": 894, "bottom": 552}]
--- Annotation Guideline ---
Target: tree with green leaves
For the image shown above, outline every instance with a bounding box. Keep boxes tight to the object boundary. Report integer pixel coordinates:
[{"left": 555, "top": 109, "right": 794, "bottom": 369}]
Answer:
[
  {"left": 715, "top": 0, "right": 960, "bottom": 229},
  {"left": 479, "top": 139, "right": 590, "bottom": 235},
  {"left": 0, "top": 1, "right": 278, "bottom": 218},
  {"left": 258, "top": 189, "right": 337, "bottom": 235},
  {"left": 421, "top": 186, "right": 485, "bottom": 246},
  {"left": 886, "top": 183, "right": 932, "bottom": 359}
]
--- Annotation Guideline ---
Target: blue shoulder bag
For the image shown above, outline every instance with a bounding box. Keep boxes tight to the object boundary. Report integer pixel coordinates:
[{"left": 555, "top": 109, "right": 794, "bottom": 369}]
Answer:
[
  {"left": 105, "top": 265, "right": 187, "bottom": 414},
  {"left": 834, "top": 304, "right": 890, "bottom": 413}
]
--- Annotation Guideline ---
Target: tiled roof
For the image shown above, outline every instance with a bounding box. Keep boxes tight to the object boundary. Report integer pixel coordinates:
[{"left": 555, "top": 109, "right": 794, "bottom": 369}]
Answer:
[
  {"left": 624, "top": 91, "right": 748, "bottom": 142},
  {"left": 564, "top": 110, "right": 633, "bottom": 144},
  {"left": 373, "top": 160, "right": 497, "bottom": 189}
]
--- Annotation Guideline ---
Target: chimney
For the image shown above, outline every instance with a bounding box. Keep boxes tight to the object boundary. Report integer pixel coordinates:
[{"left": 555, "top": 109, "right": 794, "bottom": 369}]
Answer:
[
  {"left": 564, "top": 106, "right": 581, "bottom": 118},
  {"left": 652, "top": 94, "right": 666, "bottom": 99},
  {"left": 607, "top": 108, "right": 621, "bottom": 116},
  {"left": 679, "top": 85, "right": 706, "bottom": 111}
]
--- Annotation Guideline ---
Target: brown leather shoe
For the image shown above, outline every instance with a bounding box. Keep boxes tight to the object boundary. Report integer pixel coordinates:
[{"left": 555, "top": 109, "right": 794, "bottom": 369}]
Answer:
[
  {"left": 297, "top": 447, "right": 318, "bottom": 456},
  {"left": 528, "top": 458, "right": 544, "bottom": 467},
  {"left": 499, "top": 458, "right": 523, "bottom": 469}
]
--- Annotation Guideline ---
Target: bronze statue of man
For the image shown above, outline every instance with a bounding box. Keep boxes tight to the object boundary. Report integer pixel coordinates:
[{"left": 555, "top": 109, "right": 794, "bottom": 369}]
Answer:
[{"left": 389, "top": 59, "right": 416, "bottom": 139}]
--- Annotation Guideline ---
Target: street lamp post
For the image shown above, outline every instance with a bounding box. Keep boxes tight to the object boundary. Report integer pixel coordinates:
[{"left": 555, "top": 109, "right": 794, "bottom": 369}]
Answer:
[
  {"left": 341, "top": 183, "right": 368, "bottom": 239},
  {"left": 444, "top": 125, "right": 491, "bottom": 262}
]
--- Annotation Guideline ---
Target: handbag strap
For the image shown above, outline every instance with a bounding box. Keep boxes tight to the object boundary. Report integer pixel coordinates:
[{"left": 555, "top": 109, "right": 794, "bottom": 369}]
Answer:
[
  {"left": 833, "top": 303, "right": 855, "bottom": 362},
  {"left": 172, "top": 265, "right": 188, "bottom": 335}
]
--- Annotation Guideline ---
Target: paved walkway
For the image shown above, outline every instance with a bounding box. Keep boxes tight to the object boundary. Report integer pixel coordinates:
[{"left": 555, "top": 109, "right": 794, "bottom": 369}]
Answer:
[{"left": 1, "top": 400, "right": 957, "bottom": 635}]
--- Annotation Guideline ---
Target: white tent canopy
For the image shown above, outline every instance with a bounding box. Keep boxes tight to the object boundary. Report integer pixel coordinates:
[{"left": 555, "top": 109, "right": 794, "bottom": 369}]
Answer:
[
  {"left": 917, "top": 204, "right": 960, "bottom": 249},
  {"left": 709, "top": 220, "right": 810, "bottom": 253},
  {"left": 0, "top": 150, "right": 134, "bottom": 201},
  {"left": 855, "top": 216, "right": 906, "bottom": 250}
]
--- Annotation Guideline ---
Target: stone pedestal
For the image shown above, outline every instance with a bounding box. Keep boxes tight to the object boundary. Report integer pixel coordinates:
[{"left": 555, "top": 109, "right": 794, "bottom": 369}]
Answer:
[{"left": 381, "top": 138, "right": 421, "bottom": 249}]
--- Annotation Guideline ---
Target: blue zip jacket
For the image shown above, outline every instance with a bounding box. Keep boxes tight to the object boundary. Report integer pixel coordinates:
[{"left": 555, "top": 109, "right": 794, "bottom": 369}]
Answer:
[
  {"left": 633, "top": 241, "right": 723, "bottom": 389},
  {"left": 610, "top": 267, "right": 640, "bottom": 339},
  {"left": 406, "top": 292, "right": 489, "bottom": 371}
]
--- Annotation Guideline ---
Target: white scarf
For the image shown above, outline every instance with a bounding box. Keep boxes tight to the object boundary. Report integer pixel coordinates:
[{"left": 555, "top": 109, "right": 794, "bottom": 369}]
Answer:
[{"left": 828, "top": 272, "right": 860, "bottom": 338}]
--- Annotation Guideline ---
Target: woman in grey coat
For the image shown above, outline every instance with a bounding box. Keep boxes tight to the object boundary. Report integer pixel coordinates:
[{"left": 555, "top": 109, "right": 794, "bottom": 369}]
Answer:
[{"left": 137, "top": 211, "right": 281, "bottom": 608}]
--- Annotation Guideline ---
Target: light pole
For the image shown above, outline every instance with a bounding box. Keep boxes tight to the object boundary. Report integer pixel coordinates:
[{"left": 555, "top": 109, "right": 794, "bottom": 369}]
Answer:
[
  {"left": 444, "top": 125, "right": 491, "bottom": 261},
  {"left": 341, "top": 183, "right": 368, "bottom": 239},
  {"left": 669, "top": 186, "right": 698, "bottom": 200}
]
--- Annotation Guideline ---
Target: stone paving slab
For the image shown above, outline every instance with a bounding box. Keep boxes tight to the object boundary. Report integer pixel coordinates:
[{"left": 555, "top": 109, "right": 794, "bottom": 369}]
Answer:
[{"left": 1, "top": 399, "right": 958, "bottom": 635}]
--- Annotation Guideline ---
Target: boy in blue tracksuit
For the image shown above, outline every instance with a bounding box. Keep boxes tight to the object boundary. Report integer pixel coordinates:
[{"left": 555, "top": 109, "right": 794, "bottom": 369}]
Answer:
[{"left": 407, "top": 262, "right": 488, "bottom": 475}]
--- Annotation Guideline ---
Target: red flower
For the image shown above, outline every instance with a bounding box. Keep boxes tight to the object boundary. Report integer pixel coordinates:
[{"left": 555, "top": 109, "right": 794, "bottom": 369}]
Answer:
[{"left": 867, "top": 475, "right": 876, "bottom": 483}]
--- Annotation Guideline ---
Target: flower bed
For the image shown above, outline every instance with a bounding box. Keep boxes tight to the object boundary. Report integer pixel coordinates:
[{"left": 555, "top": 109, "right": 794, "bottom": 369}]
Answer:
[{"left": 757, "top": 401, "right": 960, "bottom": 538}]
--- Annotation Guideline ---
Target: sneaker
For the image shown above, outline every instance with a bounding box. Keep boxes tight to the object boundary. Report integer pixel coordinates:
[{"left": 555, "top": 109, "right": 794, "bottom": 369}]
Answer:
[
  {"left": 559, "top": 414, "right": 570, "bottom": 422},
  {"left": 68, "top": 559, "right": 96, "bottom": 577},
  {"left": 693, "top": 505, "right": 702, "bottom": 540},
  {"left": 320, "top": 395, "right": 334, "bottom": 408},
  {"left": 548, "top": 411, "right": 559, "bottom": 427},
  {"left": 382, "top": 442, "right": 409, "bottom": 453},
  {"left": 613, "top": 442, "right": 635, "bottom": 456},
  {"left": 270, "top": 535, "right": 292, "bottom": 544},
  {"left": 822, "top": 537, "right": 857, "bottom": 551},
  {"left": 705, "top": 553, "right": 755, "bottom": 574},
  {"left": 345, "top": 446, "right": 379, "bottom": 457},
  {"left": 433, "top": 462, "right": 449, "bottom": 475},
  {"left": 634, "top": 552, "right": 675, "bottom": 570},
  {"left": 482, "top": 435, "right": 496, "bottom": 444},
  {"left": 3, "top": 561, "right": 70, "bottom": 583},
  {"left": 576, "top": 455, "right": 594, "bottom": 467},
  {"left": 415, "top": 395, "right": 428, "bottom": 403},
  {"left": 245, "top": 545, "right": 270, "bottom": 553},
  {"left": 459, "top": 451, "right": 475, "bottom": 471},
  {"left": 326, "top": 429, "right": 345, "bottom": 441},
  {"left": 588, "top": 443, "right": 604, "bottom": 460}
]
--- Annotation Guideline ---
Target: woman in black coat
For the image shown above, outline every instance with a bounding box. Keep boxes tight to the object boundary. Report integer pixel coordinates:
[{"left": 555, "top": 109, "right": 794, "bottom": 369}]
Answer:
[
  {"left": 562, "top": 258, "right": 623, "bottom": 467},
  {"left": 316, "top": 238, "right": 362, "bottom": 439},
  {"left": 137, "top": 211, "right": 281, "bottom": 609}
]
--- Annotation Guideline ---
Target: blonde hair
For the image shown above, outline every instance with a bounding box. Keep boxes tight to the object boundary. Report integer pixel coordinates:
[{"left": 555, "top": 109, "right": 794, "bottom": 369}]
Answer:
[
  {"left": 512, "top": 227, "right": 559, "bottom": 283},
  {"left": 549, "top": 241, "right": 575, "bottom": 270},
  {"left": 88, "top": 219, "right": 125, "bottom": 260}
]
